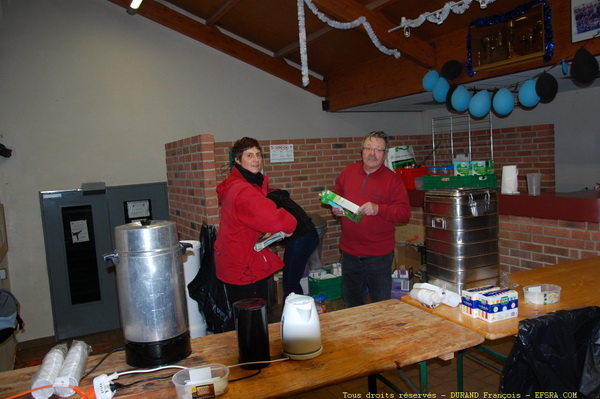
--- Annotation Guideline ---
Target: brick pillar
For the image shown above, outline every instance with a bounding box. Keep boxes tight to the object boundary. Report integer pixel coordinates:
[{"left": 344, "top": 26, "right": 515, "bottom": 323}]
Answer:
[{"left": 165, "top": 134, "right": 220, "bottom": 240}]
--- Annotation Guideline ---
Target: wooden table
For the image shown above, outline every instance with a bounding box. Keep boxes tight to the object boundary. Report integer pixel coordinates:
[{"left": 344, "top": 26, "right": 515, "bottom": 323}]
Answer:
[
  {"left": 0, "top": 299, "right": 483, "bottom": 399},
  {"left": 402, "top": 256, "right": 600, "bottom": 340},
  {"left": 402, "top": 256, "right": 600, "bottom": 391}
]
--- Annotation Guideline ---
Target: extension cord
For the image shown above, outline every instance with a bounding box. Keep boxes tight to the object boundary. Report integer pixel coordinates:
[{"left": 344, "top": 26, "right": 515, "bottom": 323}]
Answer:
[{"left": 92, "top": 373, "right": 118, "bottom": 399}]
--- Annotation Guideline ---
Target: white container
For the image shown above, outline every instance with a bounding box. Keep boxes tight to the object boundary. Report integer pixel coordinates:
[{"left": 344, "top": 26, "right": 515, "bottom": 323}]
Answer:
[
  {"left": 523, "top": 284, "right": 561, "bottom": 305},
  {"left": 172, "top": 364, "right": 229, "bottom": 398}
]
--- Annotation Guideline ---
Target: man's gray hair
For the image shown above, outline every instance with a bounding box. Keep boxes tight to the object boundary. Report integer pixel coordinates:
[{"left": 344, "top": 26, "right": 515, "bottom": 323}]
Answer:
[{"left": 363, "top": 131, "right": 390, "bottom": 149}]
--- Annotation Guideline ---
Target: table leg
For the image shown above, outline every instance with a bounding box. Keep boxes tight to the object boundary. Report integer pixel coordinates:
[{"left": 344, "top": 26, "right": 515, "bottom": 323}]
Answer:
[
  {"left": 457, "top": 345, "right": 508, "bottom": 391},
  {"left": 368, "top": 361, "right": 428, "bottom": 394}
]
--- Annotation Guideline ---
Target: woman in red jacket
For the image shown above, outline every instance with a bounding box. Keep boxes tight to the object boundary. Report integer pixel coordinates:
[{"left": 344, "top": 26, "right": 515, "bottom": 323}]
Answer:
[{"left": 215, "top": 137, "right": 297, "bottom": 330}]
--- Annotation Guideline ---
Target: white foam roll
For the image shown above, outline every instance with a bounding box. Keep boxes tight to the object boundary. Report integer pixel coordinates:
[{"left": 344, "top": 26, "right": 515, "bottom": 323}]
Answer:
[{"left": 181, "top": 240, "right": 207, "bottom": 338}]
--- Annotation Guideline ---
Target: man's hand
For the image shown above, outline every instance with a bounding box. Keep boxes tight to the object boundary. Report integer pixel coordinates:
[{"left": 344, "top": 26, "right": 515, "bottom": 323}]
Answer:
[{"left": 358, "top": 202, "right": 379, "bottom": 216}]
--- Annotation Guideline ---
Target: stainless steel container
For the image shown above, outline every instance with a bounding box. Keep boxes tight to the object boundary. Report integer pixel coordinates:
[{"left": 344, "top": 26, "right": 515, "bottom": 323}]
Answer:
[
  {"left": 424, "top": 188, "right": 499, "bottom": 293},
  {"left": 104, "top": 220, "right": 191, "bottom": 367}
]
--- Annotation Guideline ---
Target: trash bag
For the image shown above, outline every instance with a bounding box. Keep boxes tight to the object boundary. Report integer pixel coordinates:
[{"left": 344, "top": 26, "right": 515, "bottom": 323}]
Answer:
[
  {"left": 500, "top": 306, "right": 600, "bottom": 398},
  {"left": 187, "top": 225, "right": 233, "bottom": 334}
]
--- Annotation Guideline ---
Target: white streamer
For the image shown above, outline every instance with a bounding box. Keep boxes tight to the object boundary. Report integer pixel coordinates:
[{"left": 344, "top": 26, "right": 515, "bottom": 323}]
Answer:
[
  {"left": 298, "top": 0, "right": 400, "bottom": 87},
  {"left": 389, "top": 0, "right": 497, "bottom": 37}
]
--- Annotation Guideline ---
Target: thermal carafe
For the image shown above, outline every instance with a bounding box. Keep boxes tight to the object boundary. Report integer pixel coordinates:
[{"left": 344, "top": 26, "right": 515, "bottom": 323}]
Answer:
[
  {"left": 104, "top": 220, "right": 191, "bottom": 367},
  {"left": 234, "top": 298, "right": 270, "bottom": 370}
]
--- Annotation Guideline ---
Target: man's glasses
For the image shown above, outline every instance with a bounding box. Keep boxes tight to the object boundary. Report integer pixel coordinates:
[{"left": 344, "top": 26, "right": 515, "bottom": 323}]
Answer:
[{"left": 362, "top": 147, "right": 386, "bottom": 154}]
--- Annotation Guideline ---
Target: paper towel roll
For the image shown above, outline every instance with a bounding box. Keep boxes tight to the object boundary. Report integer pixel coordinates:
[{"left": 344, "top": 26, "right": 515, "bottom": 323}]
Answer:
[
  {"left": 501, "top": 165, "right": 519, "bottom": 194},
  {"left": 181, "top": 240, "right": 207, "bottom": 338}
]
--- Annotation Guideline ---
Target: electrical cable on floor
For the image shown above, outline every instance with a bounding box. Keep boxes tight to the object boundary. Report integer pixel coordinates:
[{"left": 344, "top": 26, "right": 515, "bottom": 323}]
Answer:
[{"left": 81, "top": 345, "right": 126, "bottom": 380}]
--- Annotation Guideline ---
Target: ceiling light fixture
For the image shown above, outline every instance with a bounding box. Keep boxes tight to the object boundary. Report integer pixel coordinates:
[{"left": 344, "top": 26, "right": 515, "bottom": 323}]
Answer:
[{"left": 127, "top": 0, "right": 143, "bottom": 15}]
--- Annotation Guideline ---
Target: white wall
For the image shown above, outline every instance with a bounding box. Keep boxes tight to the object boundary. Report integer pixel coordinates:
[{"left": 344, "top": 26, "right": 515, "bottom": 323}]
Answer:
[
  {"left": 0, "top": 0, "right": 421, "bottom": 341},
  {"left": 1, "top": 0, "right": 598, "bottom": 342}
]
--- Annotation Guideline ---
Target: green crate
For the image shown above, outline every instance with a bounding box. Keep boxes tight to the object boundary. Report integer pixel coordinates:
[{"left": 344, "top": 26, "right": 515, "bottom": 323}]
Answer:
[
  {"left": 423, "top": 173, "right": 498, "bottom": 190},
  {"left": 309, "top": 275, "right": 342, "bottom": 300}
]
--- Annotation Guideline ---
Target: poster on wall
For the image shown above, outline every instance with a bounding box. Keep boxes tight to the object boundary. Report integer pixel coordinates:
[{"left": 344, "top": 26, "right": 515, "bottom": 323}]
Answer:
[
  {"left": 270, "top": 144, "right": 294, "bottom": 163},
  {"left": 70, "top": 220, "right": 90, "bottom": 243},
  {"left": 571, "top": 0, "right": 600, "bottom": 43}
]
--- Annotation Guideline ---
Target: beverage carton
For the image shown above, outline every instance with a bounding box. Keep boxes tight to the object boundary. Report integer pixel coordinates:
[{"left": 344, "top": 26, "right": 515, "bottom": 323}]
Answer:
[
  {"left": 319, "top": 190, "right": 362, "bottom": 223},
  {"left": 477, "top": 288, "right": 519, "bottom": 323}
]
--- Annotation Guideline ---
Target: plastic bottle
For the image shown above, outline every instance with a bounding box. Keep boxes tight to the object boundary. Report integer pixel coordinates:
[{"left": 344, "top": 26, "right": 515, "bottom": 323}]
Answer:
[{"left": 314, "top": 294, "right": 327, "bottom": 314}]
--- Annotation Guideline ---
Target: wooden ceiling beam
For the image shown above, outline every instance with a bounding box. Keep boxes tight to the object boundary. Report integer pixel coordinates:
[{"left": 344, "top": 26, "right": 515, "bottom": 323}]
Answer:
[
  {"left": 107, "top": 0, "right": 327, "bottom": 97},
  {"left": 206, "top": 0, "right": 241, "bottom": 26},
  {"left": 311, "top": 0, "right": 435, "bottom": 68}
]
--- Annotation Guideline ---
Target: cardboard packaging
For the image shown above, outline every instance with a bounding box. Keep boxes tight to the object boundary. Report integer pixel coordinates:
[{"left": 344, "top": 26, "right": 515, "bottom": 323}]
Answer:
[
  {"left": 477, "top": 288, "right": 519, "bottom": 323},
  {"left": 319, "top": 190, "right": 362, "bottom": 223},
  {"left": 461, "top": 285, "right": 499, "bottom": 318}
]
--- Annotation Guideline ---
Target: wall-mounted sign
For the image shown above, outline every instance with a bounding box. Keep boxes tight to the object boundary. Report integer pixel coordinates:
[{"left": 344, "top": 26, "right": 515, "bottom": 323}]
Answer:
[{"left": 270, "top": 144, "right": 294, "bottom": 163}]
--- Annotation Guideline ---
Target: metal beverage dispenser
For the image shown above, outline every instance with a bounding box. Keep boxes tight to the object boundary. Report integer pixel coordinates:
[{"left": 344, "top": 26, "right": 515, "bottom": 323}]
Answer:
[{"left": 104, "top": 220, "right": 191, "bottom": 367}]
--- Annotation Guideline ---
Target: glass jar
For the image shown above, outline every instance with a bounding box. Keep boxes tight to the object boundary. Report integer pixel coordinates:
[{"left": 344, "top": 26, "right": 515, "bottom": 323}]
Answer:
[
  {"left": 428, "top": 166, "right": 440, "bottom": 175},
  {"left": 314, "top": 294, "right": 327, "bottom": 314},
  {"left": 441, "top": 165, "right": 454, "bottom": 176}
]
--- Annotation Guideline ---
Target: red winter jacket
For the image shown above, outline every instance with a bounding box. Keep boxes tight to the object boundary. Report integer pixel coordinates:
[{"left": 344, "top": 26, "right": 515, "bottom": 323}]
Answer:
[{"left": 214, "top": 168, "right": 297, "bottom": 285}]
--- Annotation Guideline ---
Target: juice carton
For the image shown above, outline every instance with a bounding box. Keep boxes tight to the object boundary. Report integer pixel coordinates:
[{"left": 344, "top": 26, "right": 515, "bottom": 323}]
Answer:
[
  {"left": 454, "top": 161, "right": 471, "bottom": 176},
  {"left": 461, "top": 285, "right": 499, "bottom": 318},
  {"left": 471, "top": 160, "right": 495, "bottom": 175},
  {"left": 319, "top": 190, "right": 362, "bottom": 223},
  {"left": 477, "top": 288, "right": 519, "bottom": 323}
]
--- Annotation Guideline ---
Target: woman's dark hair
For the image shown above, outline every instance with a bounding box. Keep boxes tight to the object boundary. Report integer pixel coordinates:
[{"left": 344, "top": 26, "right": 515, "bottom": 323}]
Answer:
[{"left": 232, "top": 137, "right": 262, "bottom": 161}]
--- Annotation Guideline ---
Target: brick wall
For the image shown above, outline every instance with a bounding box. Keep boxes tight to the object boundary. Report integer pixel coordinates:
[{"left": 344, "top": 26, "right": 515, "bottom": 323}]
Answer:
[
  {"left": 165, "top": 124, "right": 598, "bottom": 274},
  {"left": 165, "top": 134, "right": 220, "bottom": 239},
  {"left": 500, "top": 216, "right": 600, "bottom": 275}
]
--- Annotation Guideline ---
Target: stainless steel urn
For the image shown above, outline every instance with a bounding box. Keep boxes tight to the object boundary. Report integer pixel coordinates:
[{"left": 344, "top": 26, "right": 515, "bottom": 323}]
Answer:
[
  {"left": 104, "top": 220, "right": 191, "bottom": 367},
  {"left": 424, "top": 188, "right": 499, "bottom": 293}
]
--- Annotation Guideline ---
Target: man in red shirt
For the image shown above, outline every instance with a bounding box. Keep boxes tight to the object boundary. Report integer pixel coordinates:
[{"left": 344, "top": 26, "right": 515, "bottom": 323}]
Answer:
[{"left": 332, "top": 131, "right": 411, "bottom": 307}]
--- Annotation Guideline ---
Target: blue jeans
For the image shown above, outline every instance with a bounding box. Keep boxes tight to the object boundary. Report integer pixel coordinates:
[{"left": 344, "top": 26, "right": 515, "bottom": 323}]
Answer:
[
  {"left": 282, "top": 230, "right": 320, "bottom": 299},
  {"left": 341, "top": 251, "right": 394, "bottom": 308}
]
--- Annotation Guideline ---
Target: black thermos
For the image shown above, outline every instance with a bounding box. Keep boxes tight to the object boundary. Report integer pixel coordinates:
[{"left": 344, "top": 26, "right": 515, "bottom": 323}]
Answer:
[{"left": 233, "top": 298, "right": 270, "bottom": 370}]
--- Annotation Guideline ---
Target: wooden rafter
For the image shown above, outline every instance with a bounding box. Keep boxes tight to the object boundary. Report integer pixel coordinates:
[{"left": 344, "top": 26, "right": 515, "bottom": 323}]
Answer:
[
  {"left": 311, "top": 0, "right": 435, "bottom": 68},
  {"left": 107, "top": 0, "right": 327, "bottom": 97}
]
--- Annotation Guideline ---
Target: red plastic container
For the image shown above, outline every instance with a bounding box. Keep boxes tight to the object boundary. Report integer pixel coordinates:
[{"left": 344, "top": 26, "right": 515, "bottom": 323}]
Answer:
[{"left": 395, "top": 167, "right": 429, "bottom": 190}]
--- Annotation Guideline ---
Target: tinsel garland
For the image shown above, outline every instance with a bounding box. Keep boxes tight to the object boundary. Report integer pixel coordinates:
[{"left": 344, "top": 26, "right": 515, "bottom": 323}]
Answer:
[
  {"left": 389, "top": 0, "right": 497, "bottom": 38},
  {"left": 466, "top": 0, "right": 554, "bottom": 77},
  {"left": 298, "top": 0, "right": 400, "bottom": 87}
]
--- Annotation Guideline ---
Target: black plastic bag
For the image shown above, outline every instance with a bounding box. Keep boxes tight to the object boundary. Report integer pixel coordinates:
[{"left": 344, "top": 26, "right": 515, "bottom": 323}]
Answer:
[
  {"left": 500, "top": 306, "right": 600, "bottom": 398},
  {"left": 187, "top": 225, "right": 233, "bottom": 334}
]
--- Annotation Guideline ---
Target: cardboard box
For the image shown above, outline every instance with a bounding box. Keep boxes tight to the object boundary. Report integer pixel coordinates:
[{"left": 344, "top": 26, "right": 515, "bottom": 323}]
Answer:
[
  {"left": 477, "top": 289, "right": 519, "bottom": 323},
  {"left": 461, "top": 285, "right": 499, "bottom": 318},
  {"left": 393, "top": 243, "right": 423, "bottom": 271},
  {"left": 391, "top": 268, "right": 413, "bottom": 299}
]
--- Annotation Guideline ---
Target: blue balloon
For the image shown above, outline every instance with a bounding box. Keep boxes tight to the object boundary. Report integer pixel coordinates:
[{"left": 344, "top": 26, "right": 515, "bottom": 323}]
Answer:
[
  {"left": 432, "top": 77, "right": 450, "bottom": 103},
  {"left": 492, "top": 87, "right": 515, "bottom": 116},
  {"left": 518, "top": 79, "right": 540, "bottom": 108},
  {"left": 422, "top": 70, "right": 439, "bottom": 91},
  {"left": 451, "top": 85, "right": 471, "bottom": 112},
  {"left": 469, "top": 90, "right": 491, "bottom": 118}
]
